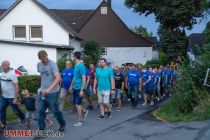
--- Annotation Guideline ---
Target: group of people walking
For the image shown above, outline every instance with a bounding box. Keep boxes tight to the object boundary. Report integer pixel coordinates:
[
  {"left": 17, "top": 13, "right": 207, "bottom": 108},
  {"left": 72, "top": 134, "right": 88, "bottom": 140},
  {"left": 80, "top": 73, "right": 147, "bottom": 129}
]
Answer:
[{"left": 0, "top": 50, "right": 178, "bottom": 138}]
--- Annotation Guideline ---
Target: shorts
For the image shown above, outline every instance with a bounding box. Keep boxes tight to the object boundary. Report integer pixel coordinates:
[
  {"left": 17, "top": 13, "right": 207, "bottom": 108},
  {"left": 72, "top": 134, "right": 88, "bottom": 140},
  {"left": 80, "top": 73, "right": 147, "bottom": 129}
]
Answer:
[
  {"left": 73, "top": 89, "right": 83, "bottom": 105},
  {"left": 143, "top": 86, "right": 154, "bottom": 95},
  {"left": 97, "top": 90, "right": 110, "bottom": 104},
  {"left": 26, "top": 111, "right": 37, "bottom": 120},
  {"left": 85, "top": 83, "right": 94, "bottom": 97},
  {"left": 111, "top": 89, "right": 121, "bottom": 99}
]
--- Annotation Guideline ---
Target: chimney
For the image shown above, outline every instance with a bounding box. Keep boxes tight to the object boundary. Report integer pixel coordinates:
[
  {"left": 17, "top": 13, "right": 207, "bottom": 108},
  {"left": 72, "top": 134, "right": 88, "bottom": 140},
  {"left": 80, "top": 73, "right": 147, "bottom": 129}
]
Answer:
[{"left": 105, "top": 0, "right": 111, "bottom": 7}]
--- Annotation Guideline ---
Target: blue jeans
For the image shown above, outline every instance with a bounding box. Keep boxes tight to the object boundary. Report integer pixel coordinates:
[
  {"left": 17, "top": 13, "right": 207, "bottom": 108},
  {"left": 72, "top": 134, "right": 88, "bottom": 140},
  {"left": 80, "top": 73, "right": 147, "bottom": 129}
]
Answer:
[
  {"left": 128, "top": 85, "right": 139, "bottom": 105},
  {"left": 0, "top": 96, "right": 25, "bottom": 125},
  {"left": 37, "top": 92, "right": 65, "bottom": 130}
]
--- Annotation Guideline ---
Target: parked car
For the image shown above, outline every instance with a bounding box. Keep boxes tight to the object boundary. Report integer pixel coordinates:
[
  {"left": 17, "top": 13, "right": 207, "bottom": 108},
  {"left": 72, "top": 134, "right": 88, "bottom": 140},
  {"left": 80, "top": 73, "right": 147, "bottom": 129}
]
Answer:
[{"left": 17, "top": 66, "right": 28, "bottom": 76}]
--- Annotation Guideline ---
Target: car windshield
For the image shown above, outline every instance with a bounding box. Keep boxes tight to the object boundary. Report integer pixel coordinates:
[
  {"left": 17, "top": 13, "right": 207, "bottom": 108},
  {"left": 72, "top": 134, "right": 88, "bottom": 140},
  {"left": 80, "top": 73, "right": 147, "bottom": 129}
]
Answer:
[{"left": 17, "top": 66, "right": 27, "bottom": 72}]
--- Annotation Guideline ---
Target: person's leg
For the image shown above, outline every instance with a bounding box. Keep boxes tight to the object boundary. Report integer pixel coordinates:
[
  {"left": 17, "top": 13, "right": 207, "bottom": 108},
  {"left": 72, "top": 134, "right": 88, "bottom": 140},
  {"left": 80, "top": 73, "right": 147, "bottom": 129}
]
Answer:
[
  {"left": 150, "top": 87, "right": 154, "bottom": 105},
  {"left": 47, "top": 92, "right": 66, "bottom": 128},
  {"left": 133, "top": 85, "right": 139, "bottom": 106},
  {"left": 97, "top": 91, "right": 104, "bottom": 115},
  {"left": 87, "top": 84, "right": 93, "bottom": 109},
  {"left": 104, "top": 91, "right": 111, "bottom": 119},
  {"left": 128, "top": 86, "right": 134, "bottom": 106},
  {"left": 25, "top": 111, "right": 31, "bottom": 128},
  {"left": 59, "top": 88, "right": 67, "bottom": 112},
  {"left": 142, "top": 87, "right": 148, "bottom": 105},
  {"left": 0, "top": 97, "right": 9, "bottom": 126},
  {"left": 8, "top": 98, "right": 25, "bottom": 122},
  {"left": 116, "top": 89, "right": 122, "bottom": 110},
  {"left": 37, "top": 94, "right": 47, "bottom": 130}
]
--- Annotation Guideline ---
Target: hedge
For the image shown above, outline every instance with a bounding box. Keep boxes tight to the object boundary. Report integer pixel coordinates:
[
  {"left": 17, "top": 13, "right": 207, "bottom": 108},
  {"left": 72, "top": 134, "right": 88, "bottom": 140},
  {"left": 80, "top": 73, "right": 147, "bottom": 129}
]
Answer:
[{"left": 18, "top": 75, "right": 40, "bottom": 95}]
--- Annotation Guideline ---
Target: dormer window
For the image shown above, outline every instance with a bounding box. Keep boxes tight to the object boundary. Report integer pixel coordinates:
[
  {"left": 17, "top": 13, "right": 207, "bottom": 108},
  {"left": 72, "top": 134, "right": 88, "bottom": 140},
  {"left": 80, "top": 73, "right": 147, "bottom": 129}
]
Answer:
[
  {"left": 13, "top": 25, "right": 26, "bottom": 41},
  {"left": 101, "top": 7, "right": 107, "bottom": 15},
  {"left": 29, "top": 25, "right": 43, "bottom": 41}
]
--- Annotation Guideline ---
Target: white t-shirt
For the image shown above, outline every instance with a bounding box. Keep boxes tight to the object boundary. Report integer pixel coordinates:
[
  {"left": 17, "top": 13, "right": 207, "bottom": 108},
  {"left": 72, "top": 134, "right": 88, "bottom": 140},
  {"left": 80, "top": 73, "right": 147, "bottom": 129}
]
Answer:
[{"left": 0, "top": 70, "right": 18, "bottom": 98}]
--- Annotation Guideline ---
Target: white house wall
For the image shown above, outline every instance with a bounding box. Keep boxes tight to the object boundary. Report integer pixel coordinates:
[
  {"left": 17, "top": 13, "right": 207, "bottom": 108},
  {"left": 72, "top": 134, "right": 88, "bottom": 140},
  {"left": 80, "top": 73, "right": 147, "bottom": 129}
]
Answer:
[
  {"left": 102, "top": 47, "right": 153, "bottom": 67},
  {"left": 0, "top": 43, "right": 57, "bottom": 75},
  {"left": 0, "top": 0, "right": 70, "bottom": 45}
]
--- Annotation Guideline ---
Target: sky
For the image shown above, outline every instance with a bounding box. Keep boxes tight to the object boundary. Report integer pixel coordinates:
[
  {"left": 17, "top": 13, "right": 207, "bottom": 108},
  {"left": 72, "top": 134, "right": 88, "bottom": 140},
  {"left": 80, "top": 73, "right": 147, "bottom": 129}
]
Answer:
[{"left": 0, "top": 0, "right": 209, "bottom": 37}]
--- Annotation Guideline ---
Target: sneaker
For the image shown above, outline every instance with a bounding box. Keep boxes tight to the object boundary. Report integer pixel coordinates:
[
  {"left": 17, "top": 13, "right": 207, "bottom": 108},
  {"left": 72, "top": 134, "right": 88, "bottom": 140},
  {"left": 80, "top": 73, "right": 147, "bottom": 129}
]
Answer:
[
  {"left": 157, "top": 97, "right": 160, "bottom": 101},
  {"left": 127, "top": 98, "right": 131, "bottom": 102},
  {"left": 73, "top": 122, "right": 82, "bottom": 127},
  {"left": 97, "top": 115, "right": 106, "bottom": 120},
  {"left": 106, "top": 111, "right": 112, "bottom": 119},
  {"left": 150, "top": 101, "right": 154, "bottom": 106},
  {"left": 25, "top": 119, "right": 30, "bottom": 129},
  {"left": 46, "top": 120, "right": 53, "bottom": 128},
  {"left": 116, "top": 107, "right": 121, "bottom": 112},
  {"left": 83, "top": 110, "right": 89, "bottom": 121},
  {"left": 20, "top": 119, "right": 25, "bottom": 126},
  {"left": 86, "top": 105, "right": 93, "bottom": 110},
  {"left": 59, "top": 125, "right": 65, "bottom": 132},
  {"left": 0, "top": 125, "right": 7, "bottom": 131},
  {"left": 139, "top": 95, "right": 142, "bottom": 99},
  {"left": 142, "top": 102, "right": 148, "bottom": 106}
]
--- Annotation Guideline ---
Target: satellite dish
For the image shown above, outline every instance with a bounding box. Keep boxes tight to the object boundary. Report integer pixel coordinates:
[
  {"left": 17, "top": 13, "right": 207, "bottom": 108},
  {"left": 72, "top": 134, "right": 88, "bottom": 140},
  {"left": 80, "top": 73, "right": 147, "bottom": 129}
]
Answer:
[{"left": 204, "top": 68, "right": 210, "bottom": 87}]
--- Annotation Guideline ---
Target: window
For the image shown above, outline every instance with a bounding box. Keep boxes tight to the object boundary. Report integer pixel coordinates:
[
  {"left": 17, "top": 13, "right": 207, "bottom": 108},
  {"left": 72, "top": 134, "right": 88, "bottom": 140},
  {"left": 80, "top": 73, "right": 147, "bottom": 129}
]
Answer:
[
  {"left": 101, "top": 7, "right": 108, "bottom": 15},
  {"left": 13, "top": 26, "right": 26, "bottom": 40},
  {"left": 30, "top": 26, "right": 43, "bottom": 41},
  {"left": 101, "top": 47, "right": 107, "bottom": 55}
]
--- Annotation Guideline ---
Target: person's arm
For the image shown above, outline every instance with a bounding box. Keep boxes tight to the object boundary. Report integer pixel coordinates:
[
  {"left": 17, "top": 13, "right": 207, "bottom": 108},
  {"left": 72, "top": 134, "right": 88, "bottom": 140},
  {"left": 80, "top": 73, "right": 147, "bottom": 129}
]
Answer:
[
  {"left": 125, "top": 76, "right": 128, "bottom": 89},
  {"left": 12, "top": 73, "right": 19, "bottom": 104},
  {"left": 139, "top": 78, "right": 142, "bottom": 91},
  {"left": 44, "top": 71, "right": 61, "bottom": 95},
  {"left": 80, "top": 75, "right": 86, "bottom": 91},
  {"left": 69, "top": 79, "right": 74, "bottom": 93},
  {"left": 144, "top": 76, "right": 151, "bottom": 85},
  {"left": 86, "top": 76, "right": 90, "bottom": 85},
  {"left": 121, "top": 75, "right": 124, "bottom": 90}
]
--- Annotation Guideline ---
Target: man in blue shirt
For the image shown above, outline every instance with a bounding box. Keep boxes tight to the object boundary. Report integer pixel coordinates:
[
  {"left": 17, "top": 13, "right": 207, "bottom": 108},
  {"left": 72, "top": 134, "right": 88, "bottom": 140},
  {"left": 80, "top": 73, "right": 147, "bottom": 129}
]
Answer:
[
  {"left": 59, "top": 60, "right": 74, "bottom": 112},
  {"left": 69, "top": 52, "right": 89, "bottom": 127},
  {"left": 94, "top": 58, "right": 115, "bottom": 120},
  {"left": 141, "top": 67, "right": 153, "bottom": 106},
  {"left": 154, "top": 68, "right": 161, "bottom": 101},
  {"left": 125, "top": 64, "right": 142, "bottom": 107},
  {"left": 166, "top": 66, "right": 174, "bottom": 96},
  {"left": 149, "top": 67, "right": 155, "bottom": 105}
]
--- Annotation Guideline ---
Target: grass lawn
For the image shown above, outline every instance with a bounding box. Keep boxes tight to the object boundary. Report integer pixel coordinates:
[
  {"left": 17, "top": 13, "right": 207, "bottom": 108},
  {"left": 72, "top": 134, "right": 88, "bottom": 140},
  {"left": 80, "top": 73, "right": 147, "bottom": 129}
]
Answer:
[{"left": 154, "top": 97, "right": 210, "bottom": 122}]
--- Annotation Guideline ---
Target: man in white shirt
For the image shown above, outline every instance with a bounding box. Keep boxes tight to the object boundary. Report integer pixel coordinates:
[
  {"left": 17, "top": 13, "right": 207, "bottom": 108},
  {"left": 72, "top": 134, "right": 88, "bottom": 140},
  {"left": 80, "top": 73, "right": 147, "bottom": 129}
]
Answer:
[{"left": 0, "top": 60, "right": 25, "bottom": 129}]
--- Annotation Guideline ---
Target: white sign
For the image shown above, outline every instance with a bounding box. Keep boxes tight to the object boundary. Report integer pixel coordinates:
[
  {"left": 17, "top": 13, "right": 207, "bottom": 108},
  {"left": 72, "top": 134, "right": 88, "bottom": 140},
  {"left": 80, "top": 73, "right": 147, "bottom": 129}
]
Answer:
[{"left": 204, "top": 68, "right": 210, "bottom": 87}]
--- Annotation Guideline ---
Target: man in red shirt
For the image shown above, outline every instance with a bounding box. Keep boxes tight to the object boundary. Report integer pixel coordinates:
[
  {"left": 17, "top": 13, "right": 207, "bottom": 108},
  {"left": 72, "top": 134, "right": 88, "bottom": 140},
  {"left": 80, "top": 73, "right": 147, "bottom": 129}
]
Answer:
[{"left": 86, "top": 63, "right": 96, "bottom": 110}]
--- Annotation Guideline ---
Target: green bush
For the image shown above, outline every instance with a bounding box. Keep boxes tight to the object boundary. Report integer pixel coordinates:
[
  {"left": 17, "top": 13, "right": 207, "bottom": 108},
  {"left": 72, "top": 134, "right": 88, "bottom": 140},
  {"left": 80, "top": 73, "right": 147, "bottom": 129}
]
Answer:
[
  {"left": 18, "top": 75, "right": 40, "bottom": 95},
  {"left": 167, "top": 60, "right": 207, "bottom": 114},
  {"left": 83, "top": 40, "right": 101, "bottom": 66},
  {"left": 145, "top": 60, "right": 162, "bottom": 68}
]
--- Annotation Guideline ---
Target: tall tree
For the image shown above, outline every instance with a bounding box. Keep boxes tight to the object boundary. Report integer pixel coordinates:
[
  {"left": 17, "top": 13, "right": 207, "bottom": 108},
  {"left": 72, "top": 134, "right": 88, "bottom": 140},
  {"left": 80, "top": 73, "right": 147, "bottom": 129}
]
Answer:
[
  {"left": 125, "top": 0, "right": 209, "bottom": 62},
  {"left": 130, "top": 25, "right": 153, "bottom": 37},
  {"left": 83, "top": 40, "right": 101, "bottom": 66}
]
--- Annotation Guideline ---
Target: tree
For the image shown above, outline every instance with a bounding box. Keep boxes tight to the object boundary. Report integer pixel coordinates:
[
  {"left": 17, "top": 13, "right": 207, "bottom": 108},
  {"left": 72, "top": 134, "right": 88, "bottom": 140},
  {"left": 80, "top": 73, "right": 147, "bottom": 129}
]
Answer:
[
  {"left": 125, "top": 0, "right": 209, "bottom": 62},
  {"left": 130, "top": 25, "right": 153, "bottom": 37},
  {"left": 83, "top": 40, "right": 101, "bottom": 66}
]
